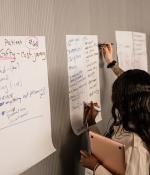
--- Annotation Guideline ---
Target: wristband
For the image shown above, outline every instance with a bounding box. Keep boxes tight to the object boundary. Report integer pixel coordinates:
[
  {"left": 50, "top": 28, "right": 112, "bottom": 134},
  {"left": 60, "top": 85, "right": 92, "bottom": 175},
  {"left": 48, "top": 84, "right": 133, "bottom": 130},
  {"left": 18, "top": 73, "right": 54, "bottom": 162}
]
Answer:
[
  {"left": 93, "top": 163, "right": 100, "bottom": 175},
  {"left": 107, "top": 60, "right": 116, "bottom": 68}
]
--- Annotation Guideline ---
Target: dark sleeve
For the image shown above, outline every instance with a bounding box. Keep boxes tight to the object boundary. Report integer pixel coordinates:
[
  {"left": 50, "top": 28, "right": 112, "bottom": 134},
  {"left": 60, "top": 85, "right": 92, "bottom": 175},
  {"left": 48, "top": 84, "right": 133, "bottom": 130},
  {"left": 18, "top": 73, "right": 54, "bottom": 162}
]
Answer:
[{"left": 88, "top": 124, "right": 100, "bottom": 134}]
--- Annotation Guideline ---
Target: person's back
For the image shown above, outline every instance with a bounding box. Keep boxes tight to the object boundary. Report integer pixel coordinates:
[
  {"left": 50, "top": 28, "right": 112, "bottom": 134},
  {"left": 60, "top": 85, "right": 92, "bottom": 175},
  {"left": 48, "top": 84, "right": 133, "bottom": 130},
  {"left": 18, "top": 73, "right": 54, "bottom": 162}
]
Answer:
[{"left": 80, "top": 44, "right": 150, "bottom": 175}]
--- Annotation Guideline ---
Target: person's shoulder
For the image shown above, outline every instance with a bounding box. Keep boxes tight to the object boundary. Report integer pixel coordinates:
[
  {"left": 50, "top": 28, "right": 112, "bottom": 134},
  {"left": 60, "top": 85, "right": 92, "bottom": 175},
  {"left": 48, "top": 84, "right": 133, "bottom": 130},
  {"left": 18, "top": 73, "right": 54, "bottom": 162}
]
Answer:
[
  {"left": 112, "top": 125, "right": 149, "bottom": 152},
  {"left": 112, "top": 129, "right": 134, "bottom": 148},
  {"left": 124, "top": 132, "right": 149, "bottom": 155},
  {"left": 132, "top": 133, "right": 148, "bottom": 151}
]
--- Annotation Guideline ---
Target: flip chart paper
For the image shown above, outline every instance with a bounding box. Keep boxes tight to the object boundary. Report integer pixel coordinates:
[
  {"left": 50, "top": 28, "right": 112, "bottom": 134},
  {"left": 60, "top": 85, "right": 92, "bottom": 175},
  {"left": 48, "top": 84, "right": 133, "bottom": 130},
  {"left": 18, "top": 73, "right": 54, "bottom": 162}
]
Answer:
[
  {"left": 0, "top": 36, "right": 55, "bottom": 175},
  {"left": 116, "top": 31, "right": 148, "bottom": 71},
  {"left": 66, "top": 35, "right": 102, "bottom": 135}
]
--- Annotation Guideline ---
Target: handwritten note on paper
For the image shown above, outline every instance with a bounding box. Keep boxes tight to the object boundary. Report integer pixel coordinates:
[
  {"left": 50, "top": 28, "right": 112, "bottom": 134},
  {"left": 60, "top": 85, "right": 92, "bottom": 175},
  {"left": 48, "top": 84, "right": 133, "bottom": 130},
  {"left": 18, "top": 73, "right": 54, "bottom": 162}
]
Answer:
[
  {"left": 66, "top": 35, "right": 102, "bottom": 135},
  {"left": 0, "top": 36, "right": 55, "bottom": 175},
  {"left": 132, "top": 32, "right": 148, "bottom": 70},
  {"left": 116, "top": 31, "right": 148, "bottom": 71}
]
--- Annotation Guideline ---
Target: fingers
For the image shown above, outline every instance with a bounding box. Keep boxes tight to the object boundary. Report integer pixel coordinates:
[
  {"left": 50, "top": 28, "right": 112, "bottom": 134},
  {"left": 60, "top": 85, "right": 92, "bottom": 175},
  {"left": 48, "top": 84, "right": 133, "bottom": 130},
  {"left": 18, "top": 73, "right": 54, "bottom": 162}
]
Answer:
[
  {"left": 90, "top": 101, "right": 94, "bottom": 118},
  {"left": 93, "top": 102, "right": 98, "bottom": 107},
  {"left": 103, "top": 45, "right": 110, "bottom": 53},
  {"left": 99, "top": 43, "right": 112, "bottom": 53},
  {"left": 100, "top": 47, "right": 108, "bottom": 58},
  {"left": 83, "top": 103, "right": 90, "bottom": 124},
  {"left": 91, "top": 101, "right": 99, "bottom": 112},
  {"left": 83, "top": 101, "right": 99, "bottom": 126},
  {"left": 80, "top": 150, "right": 90, "bottom": 165},
  {"left": 107, "top": 43, "right": 112, "bottom": 53},
  {"left": 80, "top": 150, "right": 88, "bottom": 157},
  {"left": 84, "top": 104, "right": 90, "bottom": 114},
  {"left": 99, "top": 42, "right": 113, "bottom": 64}
]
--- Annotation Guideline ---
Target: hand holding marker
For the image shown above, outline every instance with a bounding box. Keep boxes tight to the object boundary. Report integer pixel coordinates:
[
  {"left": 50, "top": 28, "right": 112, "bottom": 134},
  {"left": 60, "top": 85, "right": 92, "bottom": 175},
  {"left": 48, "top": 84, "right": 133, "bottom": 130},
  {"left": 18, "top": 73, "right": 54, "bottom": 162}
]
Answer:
[
  {"left": 98, "top": 42, "right": 114, "bottom": 48},
  {"left": 83, "top": 102, "right": 101, "bottom": 112},
  {"left": 93, "top": 105, "right": 101, "bottom": 112},
  {"left": 83, "top": 101, "right": 101, "bottom": 127},
  {"left": 84, "top": 101, "right": 101, "bottom": 112}
]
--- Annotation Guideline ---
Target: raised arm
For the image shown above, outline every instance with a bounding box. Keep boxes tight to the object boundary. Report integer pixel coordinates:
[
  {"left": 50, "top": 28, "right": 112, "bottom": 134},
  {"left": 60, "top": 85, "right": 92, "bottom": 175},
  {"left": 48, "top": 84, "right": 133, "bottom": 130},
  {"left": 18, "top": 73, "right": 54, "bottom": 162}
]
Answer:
[{"left": 99, "top": 43, "right": 124, "bottom": 77}]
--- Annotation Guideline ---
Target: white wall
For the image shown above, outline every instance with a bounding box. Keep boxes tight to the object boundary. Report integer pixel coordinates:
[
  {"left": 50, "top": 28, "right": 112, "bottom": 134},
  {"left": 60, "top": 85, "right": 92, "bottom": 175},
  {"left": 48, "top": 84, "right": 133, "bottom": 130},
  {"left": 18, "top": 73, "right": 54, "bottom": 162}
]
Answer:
[{"left": 0, "top": 0, "right": 149, "bottom": 175}]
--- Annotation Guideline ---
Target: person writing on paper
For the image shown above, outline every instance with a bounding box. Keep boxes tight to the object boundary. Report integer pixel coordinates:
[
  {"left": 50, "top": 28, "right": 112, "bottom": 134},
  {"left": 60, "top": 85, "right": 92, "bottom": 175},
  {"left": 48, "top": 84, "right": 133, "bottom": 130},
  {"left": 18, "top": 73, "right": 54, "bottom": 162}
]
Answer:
[
  {"left": 99, "top": 43, "right": 124, "bottom": 76},
  {"left": 80, "top": 44, "right": 150, "bottom": 175}
]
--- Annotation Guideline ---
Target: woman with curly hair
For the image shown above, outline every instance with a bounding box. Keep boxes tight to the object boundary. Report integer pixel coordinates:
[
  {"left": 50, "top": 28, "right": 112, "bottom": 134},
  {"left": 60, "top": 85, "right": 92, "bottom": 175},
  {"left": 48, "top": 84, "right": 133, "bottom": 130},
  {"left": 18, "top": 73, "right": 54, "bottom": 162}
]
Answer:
[{"left": 80, "top": 44, "right": 150, "bottom": 175}]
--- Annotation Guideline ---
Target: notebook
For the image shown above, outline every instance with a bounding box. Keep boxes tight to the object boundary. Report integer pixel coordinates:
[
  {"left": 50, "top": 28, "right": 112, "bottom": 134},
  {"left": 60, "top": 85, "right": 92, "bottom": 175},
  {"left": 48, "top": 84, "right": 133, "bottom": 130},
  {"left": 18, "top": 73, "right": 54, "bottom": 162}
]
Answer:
[{"left": 89, "top": 131, "right": 125, "bottom": 175}]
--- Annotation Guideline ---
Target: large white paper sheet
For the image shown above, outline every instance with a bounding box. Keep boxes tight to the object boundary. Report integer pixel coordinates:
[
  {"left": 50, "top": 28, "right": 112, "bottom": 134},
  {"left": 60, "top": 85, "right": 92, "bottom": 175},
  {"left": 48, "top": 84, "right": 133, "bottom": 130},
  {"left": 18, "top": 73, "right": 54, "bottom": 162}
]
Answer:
[
  {"left": 0, "top": 36, "right": 55, "bottom": 175},
  {"left": 116, "top": 31, "right": 148, "bottom": 71},
  {"left": 66, "top": 35, "right": 102, "bottom": 135}
]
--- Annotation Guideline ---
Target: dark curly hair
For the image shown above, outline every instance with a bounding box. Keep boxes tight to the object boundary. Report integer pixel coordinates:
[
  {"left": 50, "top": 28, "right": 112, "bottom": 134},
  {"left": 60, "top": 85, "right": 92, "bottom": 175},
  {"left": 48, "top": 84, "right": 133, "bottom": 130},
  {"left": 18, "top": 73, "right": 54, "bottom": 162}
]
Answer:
[{"left": 110, "top": 69, "right": 150, "bottom": 151}]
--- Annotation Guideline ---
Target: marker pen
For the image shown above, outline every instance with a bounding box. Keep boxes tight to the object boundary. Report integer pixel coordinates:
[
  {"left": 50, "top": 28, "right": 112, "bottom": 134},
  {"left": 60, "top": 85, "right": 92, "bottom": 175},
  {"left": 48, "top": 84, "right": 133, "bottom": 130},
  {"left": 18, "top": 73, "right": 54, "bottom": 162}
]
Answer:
[
  {"left": 98, "top": 43, "right": 114, "bottom": 48},
  {"left": 93, "top": 105, "right": 101, "bottom": 112}
]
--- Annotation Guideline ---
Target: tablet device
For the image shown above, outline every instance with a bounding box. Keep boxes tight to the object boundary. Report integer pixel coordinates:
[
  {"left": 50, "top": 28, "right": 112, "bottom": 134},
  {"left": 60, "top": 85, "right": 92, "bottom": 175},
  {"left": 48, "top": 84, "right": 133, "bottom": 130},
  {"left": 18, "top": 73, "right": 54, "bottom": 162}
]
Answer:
[{"left": 89, "top": 131, "right": 125, "bottom": 175}]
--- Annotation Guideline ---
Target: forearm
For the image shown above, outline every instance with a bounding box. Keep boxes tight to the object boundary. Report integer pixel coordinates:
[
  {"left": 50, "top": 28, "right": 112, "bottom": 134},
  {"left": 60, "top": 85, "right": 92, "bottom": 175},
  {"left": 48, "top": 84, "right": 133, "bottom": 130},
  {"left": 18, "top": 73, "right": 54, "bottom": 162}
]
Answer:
[{"left": 111, "top": 63, "right": 124, "bottom": 77}]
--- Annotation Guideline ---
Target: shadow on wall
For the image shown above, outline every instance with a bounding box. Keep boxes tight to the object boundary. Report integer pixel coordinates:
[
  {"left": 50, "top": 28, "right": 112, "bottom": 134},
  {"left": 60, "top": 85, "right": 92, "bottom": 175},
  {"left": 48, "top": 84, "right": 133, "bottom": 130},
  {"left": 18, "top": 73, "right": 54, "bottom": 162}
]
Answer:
[{"left": 59, "top": 126, "right": 84, "bottom": 175}]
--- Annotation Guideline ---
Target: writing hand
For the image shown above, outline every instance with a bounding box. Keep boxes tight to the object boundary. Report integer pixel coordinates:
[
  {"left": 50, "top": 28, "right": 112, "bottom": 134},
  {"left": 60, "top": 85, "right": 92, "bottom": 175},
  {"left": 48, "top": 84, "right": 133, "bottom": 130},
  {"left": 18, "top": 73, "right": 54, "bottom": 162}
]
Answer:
[
  {"left": 83, "top": 101, "right": 99, "bottom": 127},
  {"left": 99, "top": 43, "right": 113, "bottom": 64}
]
